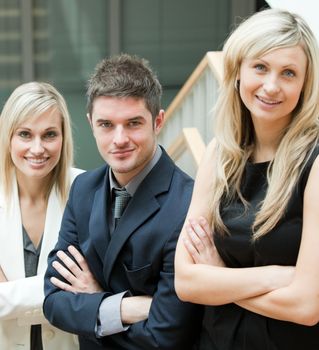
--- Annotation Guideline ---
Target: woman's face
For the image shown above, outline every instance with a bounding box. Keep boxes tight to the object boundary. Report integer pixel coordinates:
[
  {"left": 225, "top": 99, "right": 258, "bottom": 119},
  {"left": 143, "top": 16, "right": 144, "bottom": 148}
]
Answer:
[
  {"left": 10, "top": 108, "right": 63, "bottom": 181},
  {"left": 238, "top": 45, "right": 307, "bottom": 130}
]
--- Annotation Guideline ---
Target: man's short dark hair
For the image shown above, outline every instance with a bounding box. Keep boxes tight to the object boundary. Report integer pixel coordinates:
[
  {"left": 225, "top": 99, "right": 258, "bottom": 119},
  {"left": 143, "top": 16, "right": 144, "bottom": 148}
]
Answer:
[{"left": 87, "top": 53, "right": 162, "bottom": 120}]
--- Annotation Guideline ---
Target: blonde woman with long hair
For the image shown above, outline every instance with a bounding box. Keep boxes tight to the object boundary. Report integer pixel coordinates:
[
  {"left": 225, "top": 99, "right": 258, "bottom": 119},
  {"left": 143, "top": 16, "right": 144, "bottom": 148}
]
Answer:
[
  {"left": 0, "top": 82, "right": 83, "bottom": 349},
  {"left": 175, "top": 8, "right": 319, "bottom": 350}
]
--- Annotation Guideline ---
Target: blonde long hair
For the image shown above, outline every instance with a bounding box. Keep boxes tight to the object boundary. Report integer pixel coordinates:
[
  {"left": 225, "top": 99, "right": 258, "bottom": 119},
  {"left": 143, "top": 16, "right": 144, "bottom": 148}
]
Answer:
[
  {"left": 211, "top": 8, "right": 319, "bottom": 239},
  {"left": 0, "top": 82, "right": 74, "bottom": 205}
]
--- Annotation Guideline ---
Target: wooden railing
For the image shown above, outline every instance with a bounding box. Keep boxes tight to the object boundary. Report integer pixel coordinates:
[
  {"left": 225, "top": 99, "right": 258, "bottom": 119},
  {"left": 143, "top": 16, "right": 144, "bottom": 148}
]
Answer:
[
  {"left": 158, "top": 51, "right": 223, "bottom": 177},
  {"left": 168, "top": 127, "right": 206, "bottom": 168}
]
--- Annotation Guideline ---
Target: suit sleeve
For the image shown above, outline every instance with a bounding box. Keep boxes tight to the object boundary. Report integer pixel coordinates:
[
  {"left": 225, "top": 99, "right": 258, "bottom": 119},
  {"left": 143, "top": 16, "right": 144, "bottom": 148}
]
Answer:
[
  {"left": 0, "top": 274, "right": 49, "bottom": 325},
  {"left": 43, "top": 179, "right": 111, "bottom": 339},
  {"left": 123, "top": 224, "right": 203, "bottom": 350}
]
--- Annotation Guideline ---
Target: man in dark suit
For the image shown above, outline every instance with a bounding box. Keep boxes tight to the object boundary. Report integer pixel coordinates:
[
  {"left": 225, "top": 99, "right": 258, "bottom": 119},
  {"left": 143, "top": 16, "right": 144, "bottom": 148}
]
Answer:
[{"left": 43, "top": 54, "right": 202, "bottom": 349}]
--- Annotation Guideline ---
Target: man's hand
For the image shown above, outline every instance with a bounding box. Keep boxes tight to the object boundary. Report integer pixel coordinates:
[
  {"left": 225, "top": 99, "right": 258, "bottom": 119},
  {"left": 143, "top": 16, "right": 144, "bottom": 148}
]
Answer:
[
  {"left": 183, "top": 216, "right": 224, "bottom": 266},
  {"left": 121, "top": 295, "right": 152, "bottom": 324},
  {"left": 0, "top": 266, "right": 7, "bottom": 282},
  {"left": 50, "top": 245, "right": 103, "bottom": 294}
]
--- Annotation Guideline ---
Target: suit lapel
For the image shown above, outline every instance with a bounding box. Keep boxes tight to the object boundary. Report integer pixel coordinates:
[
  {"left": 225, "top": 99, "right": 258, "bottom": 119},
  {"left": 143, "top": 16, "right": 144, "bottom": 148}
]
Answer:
[
  {"left": 0, "top": 178, "right": 25, "bottom": 280},
  {"left": 89, "top": 170, "right": 111, "bottom": 261},
  {"left": 103, "top": 150, "right": 175, "bottom": 284},
  {"left": 103, "top": 186, "right": 160, "bottom": 283},
  {"left": 39, "top": 168, "right": 84, "bottom": 273},
  {"left": 38, "top": 187, "right": 64, "bottom": 274}
]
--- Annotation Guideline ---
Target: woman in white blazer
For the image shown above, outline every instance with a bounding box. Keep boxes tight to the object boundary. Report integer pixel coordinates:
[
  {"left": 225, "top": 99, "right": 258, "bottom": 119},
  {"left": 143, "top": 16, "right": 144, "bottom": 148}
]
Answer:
[{"left": 0, "top": 82, "right": 83, "bottom": 350}]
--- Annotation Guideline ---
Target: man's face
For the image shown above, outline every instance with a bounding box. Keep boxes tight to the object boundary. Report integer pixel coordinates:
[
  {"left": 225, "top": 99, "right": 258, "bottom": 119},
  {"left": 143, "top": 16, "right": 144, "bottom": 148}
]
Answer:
[{"left": 88, "top": 96, "right": 164, "bottom": 186}]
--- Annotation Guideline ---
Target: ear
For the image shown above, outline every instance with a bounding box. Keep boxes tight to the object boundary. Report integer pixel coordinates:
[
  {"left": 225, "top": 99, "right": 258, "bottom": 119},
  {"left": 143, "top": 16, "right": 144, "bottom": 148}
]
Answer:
[
  {"left": 153, "top": 109, "right": 165, "bottom": 135},
  {"left": 87, "top": 113, "right": 93, "bottom": 128},
  {"left": 235, "top": 69, "right": 241, "bottom": 90},
  {"left": 87, "top": 113, "right": 96, "bottom": 136},
  {"left": 235, "top": 79, "right": 240, "bottom": 91}
]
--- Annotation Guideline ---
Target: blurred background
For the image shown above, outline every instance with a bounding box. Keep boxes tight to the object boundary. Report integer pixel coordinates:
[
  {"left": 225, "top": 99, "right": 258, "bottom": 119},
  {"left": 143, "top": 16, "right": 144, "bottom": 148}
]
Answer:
[{"left": 0, "top": 0, "right": 271, "bottom": 169}]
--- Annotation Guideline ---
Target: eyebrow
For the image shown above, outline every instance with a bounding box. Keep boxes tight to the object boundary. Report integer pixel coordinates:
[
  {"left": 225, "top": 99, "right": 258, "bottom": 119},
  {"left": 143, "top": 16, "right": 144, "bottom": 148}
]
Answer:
[
  {"left": 94, "top": 118, "right": 109, "bottom": 124},
  {"left": 128, "top": 116, "right": 145, "bottom": 121},
  {"left": 95, "top": 116, "right": 145, "bottom": 123},
  {"left": 16, "top": 126, "right": 60, "bottom": 131},
  {"left": 282, "top": 64, "right": 298, "bottom": 69},
  {"left": 254, "top": 58, "right": 298, "bottom": 69}
]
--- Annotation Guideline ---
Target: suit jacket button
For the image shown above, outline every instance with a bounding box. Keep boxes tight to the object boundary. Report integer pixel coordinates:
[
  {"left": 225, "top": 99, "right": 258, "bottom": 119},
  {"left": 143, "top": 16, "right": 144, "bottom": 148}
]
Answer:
[{"left": 43, "top": 329, "right": 55, "bottom": 340}]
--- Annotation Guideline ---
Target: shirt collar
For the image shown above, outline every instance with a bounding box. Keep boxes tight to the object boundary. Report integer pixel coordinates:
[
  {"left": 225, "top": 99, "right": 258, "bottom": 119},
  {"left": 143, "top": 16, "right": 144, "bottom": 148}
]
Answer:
[{"left": 109, "top": 145, "right": 162, "bottom": 196}]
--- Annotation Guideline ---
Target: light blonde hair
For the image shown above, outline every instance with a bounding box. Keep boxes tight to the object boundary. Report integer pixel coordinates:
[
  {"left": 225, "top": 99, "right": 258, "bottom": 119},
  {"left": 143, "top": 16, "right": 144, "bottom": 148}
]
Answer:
[
  {"left": 0, "top": 82, "right": 74, "bottom": 205},
  {"left": 211, "top": 8, "right": 319, "bottom": 239}
]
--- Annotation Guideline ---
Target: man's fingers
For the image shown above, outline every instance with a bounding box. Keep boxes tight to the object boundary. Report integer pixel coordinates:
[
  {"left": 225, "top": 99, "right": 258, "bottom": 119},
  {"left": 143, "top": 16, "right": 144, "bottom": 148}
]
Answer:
[
  {"left": 56, "top": 250, "right": 82, "bottom": 276},
  {"left": 52, "top": 260, "right": 78, "bottom": 285},
  {"left": 50, "top": 276, "right": 76, "bottom": 293},
  {"left": 67, "top": 245, "right": 89, "bottom": 271}
]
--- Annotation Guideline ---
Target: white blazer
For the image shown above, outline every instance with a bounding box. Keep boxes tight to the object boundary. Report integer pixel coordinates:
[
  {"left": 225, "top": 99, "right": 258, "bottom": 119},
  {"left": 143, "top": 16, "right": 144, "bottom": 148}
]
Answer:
[{"left": 0, "top": 167, "right": 83, "bottom": 350}]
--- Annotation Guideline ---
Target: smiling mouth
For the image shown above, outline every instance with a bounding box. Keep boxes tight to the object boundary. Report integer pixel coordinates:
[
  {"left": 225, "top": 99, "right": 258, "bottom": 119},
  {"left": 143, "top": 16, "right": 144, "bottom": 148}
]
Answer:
[
  {"left": 25, "top": 157, "right": 49, "bottom": 164},
  {"left": 256, "top": 96, "right": 282, "bottom": 105},
  {"left": 111, "top": 149, "right": 134, "bottom": 155}
]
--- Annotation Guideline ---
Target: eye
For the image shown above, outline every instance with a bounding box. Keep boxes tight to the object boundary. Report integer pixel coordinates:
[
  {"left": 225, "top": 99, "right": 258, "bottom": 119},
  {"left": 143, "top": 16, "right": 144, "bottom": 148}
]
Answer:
[
  {"left": 100, "top": 121, "right": 113, "bottom": 128},
  {"left": 254, "top": 64, "right": 267, "bottom": 72},
  {"left": 282, "top": 69, "right": 295, "bottom": 78},
  {"left": 128, "top": 120, "right": 141, "bottom": 127},
  {"left": 43, "top": 130, "right": 58, "bottom": 139},
  {"left": 18, "top": 130, "right": 31, "bottom": 139}
]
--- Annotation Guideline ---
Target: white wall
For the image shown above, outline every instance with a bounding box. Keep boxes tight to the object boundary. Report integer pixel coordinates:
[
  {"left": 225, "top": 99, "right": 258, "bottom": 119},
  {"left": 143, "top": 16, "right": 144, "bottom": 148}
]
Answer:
[{"left": 266, "top": 0, "right": 319, "bottom": 40}]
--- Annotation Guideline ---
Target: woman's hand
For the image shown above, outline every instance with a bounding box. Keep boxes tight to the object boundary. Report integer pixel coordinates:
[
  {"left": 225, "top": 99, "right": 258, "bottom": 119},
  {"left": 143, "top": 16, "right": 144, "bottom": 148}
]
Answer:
[
  {"left": 0, "top": 266, "right": 7, "bottom": 282},
  {"left": 50, "top": 245, "right": 103, "bottom": 294},
  {"left": 183, "top": 216, "right": 224, "bottom": 266}
]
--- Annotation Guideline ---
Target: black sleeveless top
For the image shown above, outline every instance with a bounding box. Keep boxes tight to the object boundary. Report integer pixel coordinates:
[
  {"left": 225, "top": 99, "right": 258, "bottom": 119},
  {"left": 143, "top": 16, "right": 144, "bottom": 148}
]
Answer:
[{"left": 197, "top": 146, "right": 319, "bottom": 350}]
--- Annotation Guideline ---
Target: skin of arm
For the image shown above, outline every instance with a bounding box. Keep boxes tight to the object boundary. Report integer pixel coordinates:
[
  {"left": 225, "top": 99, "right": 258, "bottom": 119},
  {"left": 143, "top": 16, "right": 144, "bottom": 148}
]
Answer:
[
  {"left": 235, "top": 156, "right": 319, "bottom": 326},
  {"left": 174, "top": 139, "right": 294, "bottom": 306},
  {"left": 180, "top": 153, "right": 319, "bottom": 326},
  {"left": 120, "top": 296, "right": 152, "bottom": 324},
  {"left": 51, "top": 245, "right": 152, "bottom": 324}
]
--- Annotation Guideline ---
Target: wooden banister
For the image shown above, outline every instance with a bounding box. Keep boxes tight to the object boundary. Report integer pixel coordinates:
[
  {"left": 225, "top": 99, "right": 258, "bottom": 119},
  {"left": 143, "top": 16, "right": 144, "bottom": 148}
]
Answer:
[
  {"left": 206, "top": 51, "right": 223, "bottom": 83},
  {"left": 164, "top": 51, "right": 223, "bottom": 124},
  {"left": 167, "top": 128, "right": 206, "bottom": 167},
  {"left": 161, "top": 51, "right": 223, "bottom": 175}
]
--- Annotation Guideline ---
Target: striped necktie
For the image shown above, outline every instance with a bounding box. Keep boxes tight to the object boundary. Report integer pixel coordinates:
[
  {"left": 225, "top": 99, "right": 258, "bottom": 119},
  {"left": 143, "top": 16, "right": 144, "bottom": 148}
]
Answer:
[{"left": 113, "top": 188, "right": 131, "bottom": 226}]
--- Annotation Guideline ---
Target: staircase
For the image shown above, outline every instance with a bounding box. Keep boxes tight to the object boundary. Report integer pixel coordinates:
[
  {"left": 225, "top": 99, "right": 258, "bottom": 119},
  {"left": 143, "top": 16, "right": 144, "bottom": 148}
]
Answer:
[{"left": 158, "top": 51, "right": 223, "bottom": 178}]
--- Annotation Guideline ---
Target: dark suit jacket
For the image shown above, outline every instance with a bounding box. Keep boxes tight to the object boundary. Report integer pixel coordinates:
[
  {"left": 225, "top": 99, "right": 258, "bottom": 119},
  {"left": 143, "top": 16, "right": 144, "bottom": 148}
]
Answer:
[{"left": 43, "top": 149, "right": 203, "bottom": 349}]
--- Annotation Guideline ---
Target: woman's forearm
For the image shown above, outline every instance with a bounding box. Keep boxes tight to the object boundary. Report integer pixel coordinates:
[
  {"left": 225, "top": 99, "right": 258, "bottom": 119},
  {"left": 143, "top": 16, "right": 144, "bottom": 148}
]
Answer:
[
  {"left": 236, "top": 280, "right": 319, "bottom": 326},
  {"left": 175, "top": 263, "right": 294, "bottom": 305}
]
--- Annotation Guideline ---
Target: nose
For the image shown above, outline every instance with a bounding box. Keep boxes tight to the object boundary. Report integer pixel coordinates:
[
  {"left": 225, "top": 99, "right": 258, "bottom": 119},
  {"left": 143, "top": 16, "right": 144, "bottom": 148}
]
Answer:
[
  {"left": 113, "top": 126, "right": 129, "bottom": 146},
  {"left": 30, "top": 137, "right": 45, "bottom": 154},
  {"left": 263, "top": 74, "right": 280, "bottom": 95}
]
